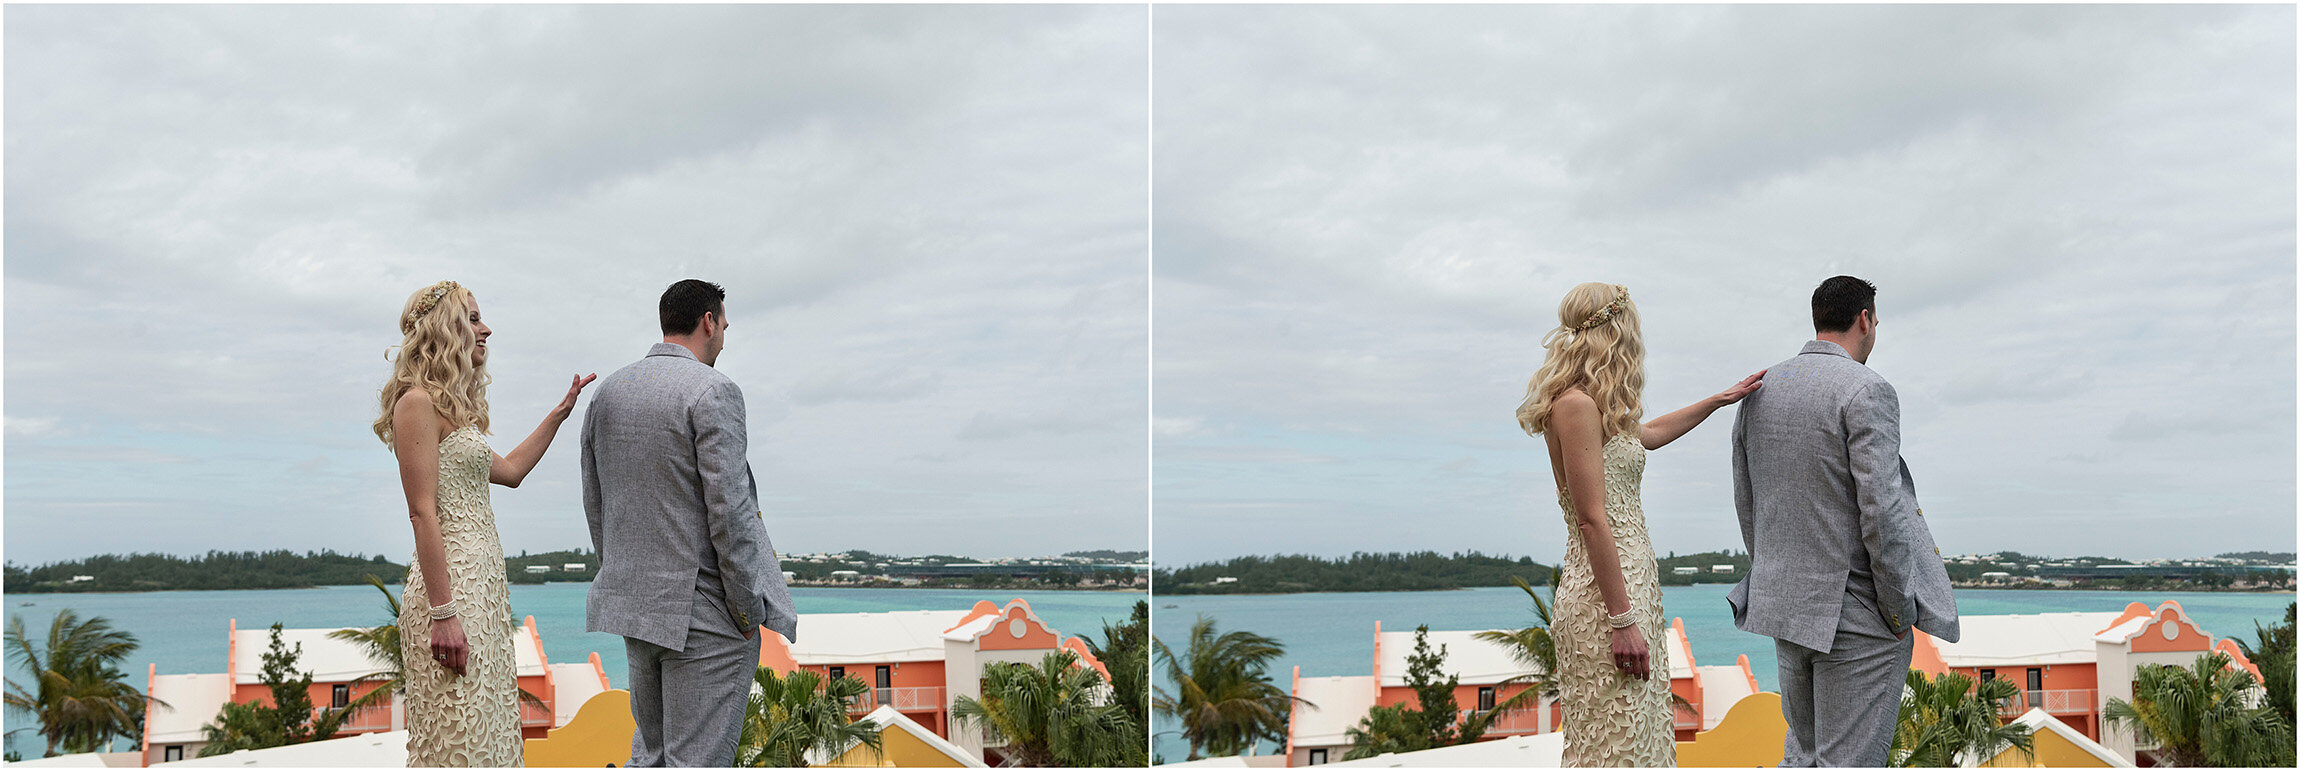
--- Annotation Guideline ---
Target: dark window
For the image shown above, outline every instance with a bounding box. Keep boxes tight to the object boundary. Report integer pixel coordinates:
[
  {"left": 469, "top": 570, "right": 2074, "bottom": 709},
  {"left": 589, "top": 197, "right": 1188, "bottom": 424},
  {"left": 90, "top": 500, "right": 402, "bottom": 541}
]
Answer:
[
  {"left": 1308, "top": 749, "right": 1327, "bottom": 765},
  {"left": 1979, "top": 668, "right": 1995, "bottom": 682},
  {"left": 829, "top": 666, "right": 845, "bottom": 681},
  {"left": 333, "top": 684, "right": 349, "bottom": 708},
  {"left": 1478, "top": 686, "right": 1495, "bottom": 711},
  {"left": 164, "top": 746, "right": 183, "bottom": 762},
  {"left": 877, "top": 666, "right": 892, "bottom": 689},
  {"left": 2026, "top": 668, "right": 2043, "bottom": 691}
]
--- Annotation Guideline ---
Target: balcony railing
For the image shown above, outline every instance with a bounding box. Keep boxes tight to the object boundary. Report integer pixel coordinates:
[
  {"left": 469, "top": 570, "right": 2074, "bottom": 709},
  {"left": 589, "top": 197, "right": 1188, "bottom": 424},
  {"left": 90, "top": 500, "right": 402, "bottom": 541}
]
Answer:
[
  {"left": 838, "top": 685, "right": 946, "bottom": 713},
  {"left": 521, "top": 698, "right": 555, "bottom": 727},
  {"left": 1457, "top": 706, "right": 1552, "bottom": 737},
  {"left": 314, "top": 704, "right": 395, "bottom": 734},
  {"left": 1996, "top": 688, "right": 2095, "bottom": 715}
]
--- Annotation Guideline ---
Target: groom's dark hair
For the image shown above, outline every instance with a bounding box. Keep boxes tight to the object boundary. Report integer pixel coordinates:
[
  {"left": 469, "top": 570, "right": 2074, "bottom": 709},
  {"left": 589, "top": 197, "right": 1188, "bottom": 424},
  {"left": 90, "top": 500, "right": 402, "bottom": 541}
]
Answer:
[
  {"left": 1812, "top": 275, "right": 1877, "bottom": 333},
  {"left": 660, "top": 279, "right": 727, "bottom": 335}
]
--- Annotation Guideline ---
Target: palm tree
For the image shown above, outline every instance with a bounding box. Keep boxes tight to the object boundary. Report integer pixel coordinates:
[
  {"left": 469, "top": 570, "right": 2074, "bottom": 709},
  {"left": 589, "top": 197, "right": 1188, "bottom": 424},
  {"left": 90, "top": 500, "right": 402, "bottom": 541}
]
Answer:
[
  {"left": 1153, "top": 615, "right": 1302, "bottom": 760},
  {"left": 2104, "top": 651, "right": 2294, "bottom": 767},
  {"left": 196, "top": 701, "right": 274, "bottom": 757},
  {"left": 1341, "top": 703, "right": 1429, "bottom": 760},
  {"left": 951, "top": 650, "right": 1143, "bottom": 767},
  {"left": 1463, "top": 572, "right": 1559, "bottom": 737},
  {"left": 4, "top": 610, "right": 164, "bottom": 757},
  {"left": 326, "top": 574, "right": 550, "bottom": 723},
  {"left": 735, "top": 667, "right": 881, "bottom": 767},
  {"left": 326, "top": 575, "right": 403, "bottom": 716},
  {"left": 2236, "top": 602, "right": 2295, "bottom": 731},
  {"left": 1085, "top": 600, "right": 1149, "bottom": 730},
  {"left": 1889, "top": 669, "right": 2033, "bottom": 767}
]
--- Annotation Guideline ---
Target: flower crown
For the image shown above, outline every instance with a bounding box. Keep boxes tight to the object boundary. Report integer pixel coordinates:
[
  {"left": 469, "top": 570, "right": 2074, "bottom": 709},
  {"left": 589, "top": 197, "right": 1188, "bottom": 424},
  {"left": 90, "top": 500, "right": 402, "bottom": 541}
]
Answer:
[
  {"left": 1572, "top": 285, "right": 1630, "bottom": 331},
  {"left": 401, "top": 281, "right": 460, "bottom": 334}
]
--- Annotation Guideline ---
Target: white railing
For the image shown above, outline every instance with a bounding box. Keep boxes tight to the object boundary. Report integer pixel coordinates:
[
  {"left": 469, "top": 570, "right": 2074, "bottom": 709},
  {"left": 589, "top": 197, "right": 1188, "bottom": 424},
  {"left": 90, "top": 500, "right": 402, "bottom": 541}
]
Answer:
[
  {"left": 520, "top": 698, "right": 555, "bottom": 727},
  {"left": 1470, "top": 707, "right": 1551, "bottom": 736},
  {"left": 314, "top": 704, "right": 395, "bottom": 734},
  {"left": 838, "top": 685, "right": 945, "bottom": 712},
  {"left": 1997, "top": 689, "right": 2094, "bottom": 715}
]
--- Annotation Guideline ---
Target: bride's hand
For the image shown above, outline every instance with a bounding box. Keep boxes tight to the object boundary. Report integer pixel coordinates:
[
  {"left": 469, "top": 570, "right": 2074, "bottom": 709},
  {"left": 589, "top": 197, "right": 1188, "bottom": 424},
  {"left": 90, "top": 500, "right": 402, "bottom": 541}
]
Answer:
[
  {"left": 430, "top": 615, "right": 470, "bottom": 677},
  {"left": 548, "top": 374, "right": 598, "bottom": 424},
  {"left": 1610, "top": 626, "right": 1651, "bottom": 680},
  {"left": 1712, "top": 370, "right": 1764, "bottom": 407}
]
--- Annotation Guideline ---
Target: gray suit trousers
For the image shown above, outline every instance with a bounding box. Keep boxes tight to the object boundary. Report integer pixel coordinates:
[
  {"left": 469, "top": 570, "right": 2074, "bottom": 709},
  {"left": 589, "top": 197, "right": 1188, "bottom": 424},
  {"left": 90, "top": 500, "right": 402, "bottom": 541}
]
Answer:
[
  {"left": 1776, "top": 591, "right": 1913, "bottom": 768},
  {"left": 625, "top": 590, "right": 754, "bottom": 767}
]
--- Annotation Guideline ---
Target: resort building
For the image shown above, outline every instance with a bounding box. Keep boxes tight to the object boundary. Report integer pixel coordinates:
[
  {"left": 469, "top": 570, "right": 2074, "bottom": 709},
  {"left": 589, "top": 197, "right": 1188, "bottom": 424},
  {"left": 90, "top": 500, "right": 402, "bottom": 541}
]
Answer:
[
  {"left": 1909, "top": 600, "right": 2266, "bottom": 765},
  {"left": 139, "top": 617, "right": 607, "bottom": 767},
  {"left": 757, "top": 598, "right": 1111, "bottom": 766},
  {"left": 1281, "top": 618, "right": 1759, "bottom": 766}
]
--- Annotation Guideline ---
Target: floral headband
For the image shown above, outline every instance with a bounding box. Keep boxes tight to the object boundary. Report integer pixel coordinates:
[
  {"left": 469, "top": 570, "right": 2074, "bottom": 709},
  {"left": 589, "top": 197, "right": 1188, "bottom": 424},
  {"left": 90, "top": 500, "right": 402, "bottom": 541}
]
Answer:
[
  {"left": 1572, "top": 285, "right": 1630, "bottom": 331},
  {"left": 401, "top": 281, "right": 460, "bottom": 334}
]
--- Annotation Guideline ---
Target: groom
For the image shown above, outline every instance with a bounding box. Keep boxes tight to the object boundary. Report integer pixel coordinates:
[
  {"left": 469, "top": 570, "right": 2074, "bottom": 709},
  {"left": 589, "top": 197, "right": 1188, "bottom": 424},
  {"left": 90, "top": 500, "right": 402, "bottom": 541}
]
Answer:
[
  {"left": 1729, "top": 276, "right": 1958, "bottom": 767},
  {"left": 582, "top": 279, "right": 798, "bottom": 767}
]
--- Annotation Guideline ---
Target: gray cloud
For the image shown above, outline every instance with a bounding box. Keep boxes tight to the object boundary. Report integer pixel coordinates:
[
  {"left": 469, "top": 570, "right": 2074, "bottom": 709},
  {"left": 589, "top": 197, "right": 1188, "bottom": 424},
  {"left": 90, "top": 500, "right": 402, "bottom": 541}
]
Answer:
[
  {"left": 1152, "top": 4, "right": 2294, "bottom": 566},
  {"left": 4, "top": 4, "right": 1147, "bottom": 565}
]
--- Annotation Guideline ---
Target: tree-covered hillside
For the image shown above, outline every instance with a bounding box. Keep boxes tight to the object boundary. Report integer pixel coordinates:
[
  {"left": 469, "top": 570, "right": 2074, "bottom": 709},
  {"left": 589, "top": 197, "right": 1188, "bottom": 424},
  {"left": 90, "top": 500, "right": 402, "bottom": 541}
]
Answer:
[
  {"left": 5, "top": 550, "right": 408, "bottom": 593},
  {"left": 1155, "top": 551, "right": 1552, "bottom": 594}
]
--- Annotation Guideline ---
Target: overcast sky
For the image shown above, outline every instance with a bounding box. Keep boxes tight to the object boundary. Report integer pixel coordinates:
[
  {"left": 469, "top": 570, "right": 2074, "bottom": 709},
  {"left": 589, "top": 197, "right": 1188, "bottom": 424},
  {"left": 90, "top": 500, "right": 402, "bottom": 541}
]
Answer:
[
  {"left": 4, "top": 4, "right": 1148, "bottom": 566},
  {"left": 1152, "top": 4, "right": 2296, "bottom": 566}
]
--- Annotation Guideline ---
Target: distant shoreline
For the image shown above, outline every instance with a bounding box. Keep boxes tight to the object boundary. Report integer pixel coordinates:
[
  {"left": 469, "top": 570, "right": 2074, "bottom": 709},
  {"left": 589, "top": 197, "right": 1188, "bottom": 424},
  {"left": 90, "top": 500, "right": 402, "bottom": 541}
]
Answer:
[{"left": 4, "top": 582, "right": 1149, "bottom": 598}]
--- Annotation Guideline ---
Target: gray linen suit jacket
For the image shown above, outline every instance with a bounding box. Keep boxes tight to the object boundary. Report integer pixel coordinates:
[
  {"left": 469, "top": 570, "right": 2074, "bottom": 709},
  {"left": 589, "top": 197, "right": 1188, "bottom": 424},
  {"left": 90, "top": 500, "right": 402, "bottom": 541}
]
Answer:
[
  {"left": 581, "top": 343, "right": 798, "bottom": 650},
  {"left": 1729, "top": 340, "right": 1958, "bottom": 652}
]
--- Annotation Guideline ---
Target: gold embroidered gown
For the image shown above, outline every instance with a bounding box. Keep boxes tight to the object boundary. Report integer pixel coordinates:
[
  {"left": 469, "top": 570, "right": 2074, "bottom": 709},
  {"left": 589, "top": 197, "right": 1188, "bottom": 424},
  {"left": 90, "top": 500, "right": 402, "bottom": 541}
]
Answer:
[
  {"left": 1553, "top": 431, "right": 1676, "bottom": 767},
  {"left": 399, "top": 426, "right": 524, "bottom": 767}
]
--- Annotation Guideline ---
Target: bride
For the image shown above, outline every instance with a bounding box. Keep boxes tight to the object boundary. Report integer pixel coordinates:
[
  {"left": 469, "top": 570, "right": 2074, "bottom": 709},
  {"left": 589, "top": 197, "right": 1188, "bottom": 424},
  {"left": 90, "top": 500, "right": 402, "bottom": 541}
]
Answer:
[
  {"left": 1516, "top": 283, "right": 1759, "bottom": 767},
  {"left": 374, "top": 281, "right": 592, "bottom": 767}
]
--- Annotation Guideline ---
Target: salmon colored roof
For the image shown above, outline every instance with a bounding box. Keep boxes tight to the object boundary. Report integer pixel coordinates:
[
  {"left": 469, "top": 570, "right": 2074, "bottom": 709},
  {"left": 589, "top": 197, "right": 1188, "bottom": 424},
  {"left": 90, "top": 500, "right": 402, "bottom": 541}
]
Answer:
[{"left": 1061, "top": 637, "right": 1111, "bottom": 680}]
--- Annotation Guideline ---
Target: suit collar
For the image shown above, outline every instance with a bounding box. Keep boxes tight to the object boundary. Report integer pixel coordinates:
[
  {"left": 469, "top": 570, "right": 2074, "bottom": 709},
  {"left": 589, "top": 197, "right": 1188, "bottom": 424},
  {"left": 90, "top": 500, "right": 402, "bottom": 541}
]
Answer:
[
  {"left": 1801, "top": 339, "right": 1852, "bottom": 359},
  {"left": 648, "top": 342, "right": 699, "bottom": 361}
]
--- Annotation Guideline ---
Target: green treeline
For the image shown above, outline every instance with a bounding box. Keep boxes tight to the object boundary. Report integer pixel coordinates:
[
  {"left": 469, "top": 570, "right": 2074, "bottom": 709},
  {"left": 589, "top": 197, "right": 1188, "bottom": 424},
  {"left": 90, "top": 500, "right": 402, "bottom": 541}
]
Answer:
[
  {"left": 1154, "top": 551, "right": 1552, "bottom": 594},
  {"left": 5, "top": 550, "right": 407, "bottom": 593}
]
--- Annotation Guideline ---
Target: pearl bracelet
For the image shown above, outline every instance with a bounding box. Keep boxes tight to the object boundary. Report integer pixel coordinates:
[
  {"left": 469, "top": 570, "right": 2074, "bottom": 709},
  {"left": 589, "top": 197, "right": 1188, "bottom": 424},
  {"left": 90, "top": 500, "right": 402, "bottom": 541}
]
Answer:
[
  {"left": 428, "top": 600, "right": 460, "bottom": 621},
  {"left": 1606, "top": 609, "right": 1636, "bottom": 629}
]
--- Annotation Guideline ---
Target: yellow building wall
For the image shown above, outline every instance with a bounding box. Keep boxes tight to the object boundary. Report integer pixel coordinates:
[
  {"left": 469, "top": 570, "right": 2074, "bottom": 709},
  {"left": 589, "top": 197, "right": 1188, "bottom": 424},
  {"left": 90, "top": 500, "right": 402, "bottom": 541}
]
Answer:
[
  {"left": 826, "top": 726, "right": 968, "bottom": 768},
  {"left": 1979, "top": 728, "right": 2113, "bottom": 768},
  {"left": 524, "top": 690, "right": 635, "bottom": 768},
  {"left": 1675, "top": 692, "right": 1787, "bottom": 768}
]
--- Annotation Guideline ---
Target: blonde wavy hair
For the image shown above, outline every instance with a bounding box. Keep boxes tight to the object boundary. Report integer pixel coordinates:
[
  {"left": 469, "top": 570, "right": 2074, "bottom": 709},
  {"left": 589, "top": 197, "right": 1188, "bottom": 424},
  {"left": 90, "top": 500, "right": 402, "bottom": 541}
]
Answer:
[
  {"left": 373, "top": 282, "right": 491, "bottom": 446},
  {"left": 1516, "top": 282, "right": 1644, "bottom": 439}
]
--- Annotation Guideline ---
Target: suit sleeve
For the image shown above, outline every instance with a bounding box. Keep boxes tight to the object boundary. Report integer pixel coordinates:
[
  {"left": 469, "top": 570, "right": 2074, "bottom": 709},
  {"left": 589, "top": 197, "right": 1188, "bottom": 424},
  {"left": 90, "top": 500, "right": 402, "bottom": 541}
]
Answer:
[
  {"left": 580, "top": 400, "right": 605, "bottom": 559},
  {"left": 694, "top": 380, "right": 765, "bottom": 632},
  {"left": 1848, "top": 379, "right": 1919, "bottom": 634},
  {"left": 1731, "top": 405, "right": 1756, "bottom": 558}
]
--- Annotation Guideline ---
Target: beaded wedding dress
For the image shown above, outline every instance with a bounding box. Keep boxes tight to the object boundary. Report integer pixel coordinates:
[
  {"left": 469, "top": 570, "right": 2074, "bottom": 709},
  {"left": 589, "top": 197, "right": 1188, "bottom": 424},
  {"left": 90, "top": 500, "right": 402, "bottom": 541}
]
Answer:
[
  {"left": 399, "top": 426, "right": 524, "bottom": 767},
  {"left": 1553, "top": 431, "right": 1676, "bottom": 767}
]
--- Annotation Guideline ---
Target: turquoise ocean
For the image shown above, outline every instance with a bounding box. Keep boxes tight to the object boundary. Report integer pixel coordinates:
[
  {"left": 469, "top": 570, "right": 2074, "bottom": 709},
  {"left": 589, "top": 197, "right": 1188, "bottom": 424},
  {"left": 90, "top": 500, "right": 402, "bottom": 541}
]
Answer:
[
  {"left": 1, "top": 583, "right": 1142, "bottom": 758},
  {"left": 1148, "top": 586, "right": 2295, "bottom": 763}
]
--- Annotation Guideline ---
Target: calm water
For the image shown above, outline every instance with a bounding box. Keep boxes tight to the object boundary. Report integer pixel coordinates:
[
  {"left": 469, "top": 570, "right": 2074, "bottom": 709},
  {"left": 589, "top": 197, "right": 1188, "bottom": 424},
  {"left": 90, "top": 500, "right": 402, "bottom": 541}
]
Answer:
[
  {"left": 1147, "top": 586, "right": 2295, "bottom": 762},
  {"left": 1, "top": 583, "right": 1141, "bottom": 757}
]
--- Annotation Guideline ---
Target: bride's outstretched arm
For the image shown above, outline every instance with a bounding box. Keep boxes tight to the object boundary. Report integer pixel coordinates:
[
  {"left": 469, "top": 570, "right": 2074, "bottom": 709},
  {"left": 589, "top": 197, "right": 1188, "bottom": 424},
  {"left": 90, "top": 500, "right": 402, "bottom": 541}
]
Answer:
[
  {"left": 490, "top": 374, "right": 596, "bottom": 487},
  {"left": 1552, "top": 391, "right": 1650, "bottom": 680},
  {"left": 393, "top": 389, "right": 467, "bottom": 676},
  {"left": 1640, "top": 370, "right": 1763, "bottom": 451}
]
